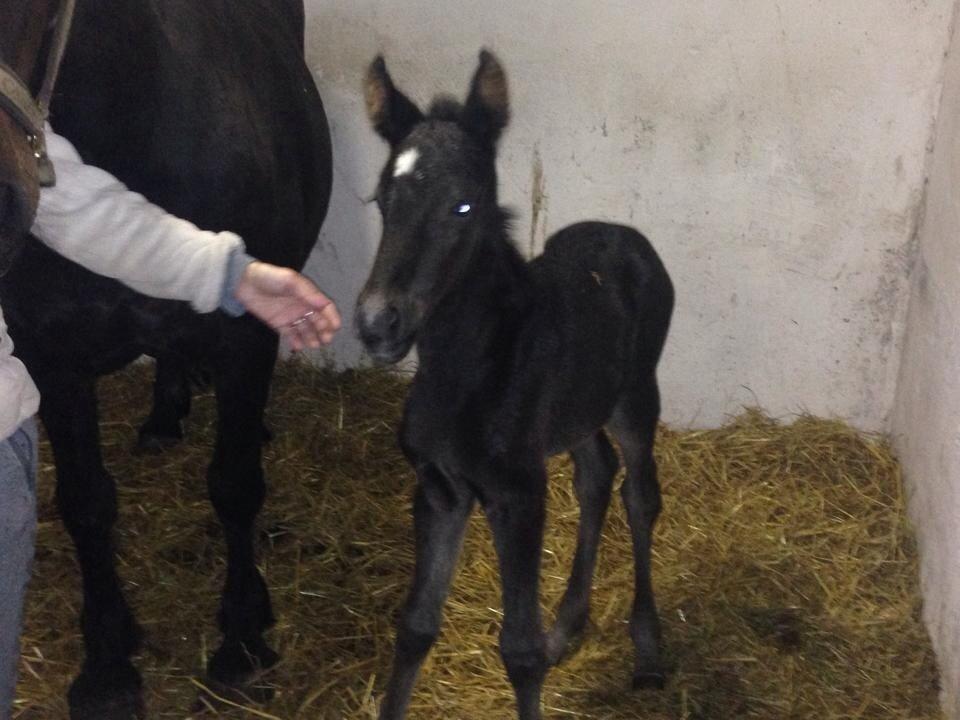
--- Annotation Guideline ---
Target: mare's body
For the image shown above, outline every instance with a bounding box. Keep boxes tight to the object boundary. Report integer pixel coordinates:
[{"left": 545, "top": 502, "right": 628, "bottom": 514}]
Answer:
[{"left": 0, "top": 2, "right": 332, "bottom": 717}]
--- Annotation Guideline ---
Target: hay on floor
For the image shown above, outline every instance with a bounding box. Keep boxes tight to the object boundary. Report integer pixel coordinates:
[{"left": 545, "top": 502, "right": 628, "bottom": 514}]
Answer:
[{"left": 14, "top": 360, "right": 940, "bottom": 719}]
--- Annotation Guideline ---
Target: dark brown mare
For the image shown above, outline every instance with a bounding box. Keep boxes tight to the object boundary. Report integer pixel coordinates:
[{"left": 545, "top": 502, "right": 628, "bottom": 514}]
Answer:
[{"left": 0, "top": 2, "right": 332, "bottom": 717}]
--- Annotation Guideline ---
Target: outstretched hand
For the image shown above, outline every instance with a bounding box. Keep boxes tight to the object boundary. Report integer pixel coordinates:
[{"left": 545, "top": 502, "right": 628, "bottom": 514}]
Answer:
[{"left": 235, "top": 261, "right": 341, "bottom": 351}]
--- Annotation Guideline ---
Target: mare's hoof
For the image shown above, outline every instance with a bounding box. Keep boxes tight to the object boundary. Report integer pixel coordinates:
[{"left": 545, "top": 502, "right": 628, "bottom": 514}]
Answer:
[
  {"left": 136, "top": 420, "right": 184, "bottom": 453},
  {"left": 192, "top": 675, "right": 276, "bottom": 713},
  {"left": 68, "top": 662, "right": 144, "bottom": 720},
  {"left": 631, "top": 669, "right": 666, "bottom": 690},
  {"left": 197, "top": 640, "right": 279, "bottom": 713},
  {"left": 207, "top": 638, "right": 280, "bottom": 688}
]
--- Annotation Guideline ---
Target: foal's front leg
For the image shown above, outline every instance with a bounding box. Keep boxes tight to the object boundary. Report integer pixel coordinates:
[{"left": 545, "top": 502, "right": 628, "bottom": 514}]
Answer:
[
  {"left": 380, "top": 465, "right": 474, "bottom": 720},
  {"left": 483, "top": 466, "right": 548, "bottom": 720}
]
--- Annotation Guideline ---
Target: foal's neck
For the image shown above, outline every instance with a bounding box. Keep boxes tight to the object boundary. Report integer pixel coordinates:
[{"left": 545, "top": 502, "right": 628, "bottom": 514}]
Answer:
[{"left": 417, "top": 228, "right": 533, "bottom": 375}]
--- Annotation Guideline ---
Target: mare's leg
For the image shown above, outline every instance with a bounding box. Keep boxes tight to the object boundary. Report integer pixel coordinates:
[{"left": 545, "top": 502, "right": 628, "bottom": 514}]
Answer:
[
  {"left": 205, "top": 317, "right": 279, "bottom": 688},
  {"left": 483, "top": 466, "right": 548, "bottom": 720},
  {"left": 545, "top": 431, "right": 618, "bottom": 665},
  {"left": 608, "top": 377, "right": 666, "bottom": 689},
  {"left": 39, "top": 373, "right": 144, "bottom": 720},
  {"left": 137, "top": 355, "right": 191, "bottom": 451},
  {"left": 380, "top": 465, "right": 474, "bottom": 720}
]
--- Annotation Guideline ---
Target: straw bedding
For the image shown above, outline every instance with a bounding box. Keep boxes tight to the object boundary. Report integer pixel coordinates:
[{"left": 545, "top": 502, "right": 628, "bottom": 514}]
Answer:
[{"left": 14, "top": 360, "right": 940, "bottom": 719}]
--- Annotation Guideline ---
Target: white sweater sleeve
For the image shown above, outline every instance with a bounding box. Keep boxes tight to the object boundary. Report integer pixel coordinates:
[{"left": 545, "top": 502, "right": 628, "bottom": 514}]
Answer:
[{"left": 30, "top": 126, "right": 244, "bottom": 314}]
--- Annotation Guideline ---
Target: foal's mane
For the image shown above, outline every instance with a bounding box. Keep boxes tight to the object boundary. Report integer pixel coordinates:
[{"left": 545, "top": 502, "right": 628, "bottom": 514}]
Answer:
[{"left": 427, "top": 95, "right": 464, "bottom": 123}]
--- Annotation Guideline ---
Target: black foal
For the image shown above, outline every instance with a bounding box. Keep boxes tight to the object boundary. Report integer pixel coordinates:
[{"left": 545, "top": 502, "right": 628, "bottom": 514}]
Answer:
[{"left": 356, "top": 50, "right": 675, "bottom": 720}]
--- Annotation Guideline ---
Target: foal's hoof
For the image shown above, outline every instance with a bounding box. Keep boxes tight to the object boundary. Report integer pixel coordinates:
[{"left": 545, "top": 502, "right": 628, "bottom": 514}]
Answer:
[
  {"left": 545, "top": 624, "right": 586, "bottom": 667},
  {"left": 631, "top": 669, "right": 666, "bottom": 691},
  {"left": 68, "top": 662, "right": 145, "bottom": 720},
  {"left": 136, "top": 420, "right": 184, "bottom": 453}
]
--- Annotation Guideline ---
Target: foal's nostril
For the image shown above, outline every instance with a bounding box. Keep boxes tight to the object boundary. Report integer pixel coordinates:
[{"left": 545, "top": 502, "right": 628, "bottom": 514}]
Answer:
[
  {"left": 357, "top": 294, "right": 404, "bottom": 348},
  {"left": 369, "top": 304, "right": 401, "bottom": 342},
  {"left": 382, "top": 305, "right": 400, "bottom": 332}
]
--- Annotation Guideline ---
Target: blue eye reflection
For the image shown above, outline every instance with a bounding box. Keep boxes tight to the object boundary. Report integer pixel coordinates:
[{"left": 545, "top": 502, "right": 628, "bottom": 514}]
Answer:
[{"left": 454, "top": 203, "right": 472, "bottom": 216}]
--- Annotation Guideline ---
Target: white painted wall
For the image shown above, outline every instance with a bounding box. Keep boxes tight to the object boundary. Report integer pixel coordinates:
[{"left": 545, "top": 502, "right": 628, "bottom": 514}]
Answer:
[
  {"left": 299, "top": 1, "right": 953, "bottom": 431},
  {"left": 892, "top": 8, "right": 960, "bottom": 718}
]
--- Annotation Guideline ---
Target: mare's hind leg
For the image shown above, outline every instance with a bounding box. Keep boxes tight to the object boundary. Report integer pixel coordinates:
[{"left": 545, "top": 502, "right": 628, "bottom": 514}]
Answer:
[
  {"left": 39, "top": 373, "right": 145, "bottom": 720},
  {"left": 137, "top": 355, "right": 192, "bottom": 451},
  {"left": 205, "top": 317, "right": 279, "bottom": 691},
  {"left": 608, "top": 378, "right": 666, "bottom": 689},
  {"left": 380, "top": 466, "right": 474, "bottom": 720},
  {"left": 545, "top": 431, "right": 618, "bottom": 665},
  {"left": 137, "top": 355, "right": 271, "bottom": 453}
]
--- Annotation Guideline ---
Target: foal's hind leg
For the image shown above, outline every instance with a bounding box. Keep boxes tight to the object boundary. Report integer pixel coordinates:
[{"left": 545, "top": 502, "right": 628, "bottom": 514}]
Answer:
[
  {"left": 39, "top": 373, "right": 145, "bottom": 720},
  {"left": 137, "top": 355, "right": 192, "bottom": 451},
  {"left": 608, "top": 378, "right": 666, "bottom": 689},
  {"left": 545, "top": 431, "right": 618, "bottom": 665}
]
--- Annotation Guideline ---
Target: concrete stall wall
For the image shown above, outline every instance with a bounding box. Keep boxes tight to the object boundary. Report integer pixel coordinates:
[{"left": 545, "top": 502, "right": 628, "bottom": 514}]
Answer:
[
  {"left": 300, "top": 0, "right": 954, "bottom": 430},
  {"left": 892, "top": 9, "right": 960, "bottom": 718}
]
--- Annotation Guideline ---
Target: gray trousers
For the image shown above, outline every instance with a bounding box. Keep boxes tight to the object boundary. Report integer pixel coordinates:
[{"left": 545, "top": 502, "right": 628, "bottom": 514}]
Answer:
[{"left": 0, "top": 419, "right": 37, "bottom": 720}]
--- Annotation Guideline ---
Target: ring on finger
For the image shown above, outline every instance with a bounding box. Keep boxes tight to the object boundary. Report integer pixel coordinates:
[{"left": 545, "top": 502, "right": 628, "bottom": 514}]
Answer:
[{"left": 289, "top": 310, "right": 316, "bottom": 328}]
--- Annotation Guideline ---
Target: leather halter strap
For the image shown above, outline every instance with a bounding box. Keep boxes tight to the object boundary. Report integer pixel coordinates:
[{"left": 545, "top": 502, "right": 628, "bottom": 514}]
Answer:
[{"left": 0, "top": 0, "right": 76, "bottom": 186}]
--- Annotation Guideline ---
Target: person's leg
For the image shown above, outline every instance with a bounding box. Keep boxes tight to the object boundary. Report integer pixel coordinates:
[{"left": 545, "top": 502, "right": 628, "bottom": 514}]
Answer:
[{"left": 0, "top": 418, "right": 38, "bottom": 720}]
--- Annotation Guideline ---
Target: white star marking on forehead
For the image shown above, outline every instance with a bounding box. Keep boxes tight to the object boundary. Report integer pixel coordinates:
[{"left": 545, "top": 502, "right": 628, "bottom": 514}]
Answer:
[{"left": 393, "top": 147, "right": 420, "bottom": 178}]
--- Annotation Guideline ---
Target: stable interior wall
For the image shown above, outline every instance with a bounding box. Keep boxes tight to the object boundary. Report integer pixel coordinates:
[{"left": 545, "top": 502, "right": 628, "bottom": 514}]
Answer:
[
  {"left": 892, "top": 8, "right": 960, "bottom": 718},
  {"left": 299, "top": 0, "right": 954, "bottom": 430}
]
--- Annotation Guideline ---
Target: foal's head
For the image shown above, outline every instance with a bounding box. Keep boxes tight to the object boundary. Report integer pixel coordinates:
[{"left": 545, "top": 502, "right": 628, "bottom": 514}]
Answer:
[{"left": 356, "top": 50, "right": 510, "bottom": 364}]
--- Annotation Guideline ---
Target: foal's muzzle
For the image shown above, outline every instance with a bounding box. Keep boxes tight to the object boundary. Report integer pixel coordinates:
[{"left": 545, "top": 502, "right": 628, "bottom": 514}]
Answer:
[{"left": 355, "top": 291, "right": 415, "bottom": 364}]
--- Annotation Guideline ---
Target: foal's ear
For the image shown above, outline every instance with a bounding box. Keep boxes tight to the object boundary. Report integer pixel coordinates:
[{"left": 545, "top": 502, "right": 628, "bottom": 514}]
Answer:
[
  {"left": 463, "top": 49, "right": 510, "bottom": 146},
  {"left": 365, "top": 56, "right": 424, "bottom": 145}
]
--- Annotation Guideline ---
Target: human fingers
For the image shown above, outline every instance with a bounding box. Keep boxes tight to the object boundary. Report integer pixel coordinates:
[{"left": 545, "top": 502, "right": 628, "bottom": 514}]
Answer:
[
  {"left": 283, "top": 305, "right": 334, "bottom": 349},
  {"left": 300, "top": 303, "right": 340, "bottom": 347},
  {"left": 279, "top": 322, "right": 306, "bottom": 352}
]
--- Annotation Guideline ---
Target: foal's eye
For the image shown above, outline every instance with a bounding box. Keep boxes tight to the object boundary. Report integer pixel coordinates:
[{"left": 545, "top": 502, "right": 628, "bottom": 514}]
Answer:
[{"left": 453, "top": 203, "right": 472, "bottom": 216}]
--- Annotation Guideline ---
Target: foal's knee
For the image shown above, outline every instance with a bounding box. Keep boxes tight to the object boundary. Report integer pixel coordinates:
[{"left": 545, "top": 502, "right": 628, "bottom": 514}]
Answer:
[
  {"left": 395, "top": 614, "right": 440, "bottom": 662},
  {"left": 499, "top": 629, "right": 546, "bottom": 688}
]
